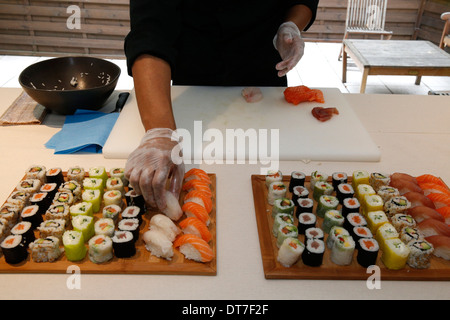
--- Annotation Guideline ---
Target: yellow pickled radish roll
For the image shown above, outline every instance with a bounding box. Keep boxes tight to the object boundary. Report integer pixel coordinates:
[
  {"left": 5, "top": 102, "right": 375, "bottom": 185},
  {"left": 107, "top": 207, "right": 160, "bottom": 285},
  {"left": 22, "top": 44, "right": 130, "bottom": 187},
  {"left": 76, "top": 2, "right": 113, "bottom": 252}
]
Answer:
[
  {"left": 375, "top": 223, "right": 399, "bottom": 251},
  {"left": 366, "top": 210, "right": 389, "bottom": 234},
  {"left": 381, "top": 238, "right": 410, "bottom": 270},
  {"left": 362, "top": 194, "right": 384, "bottom": 216},
  {"left": 352, "top": 170, "right": 370, "bottom": 190},
  {"left": 356, "top": 184, "right": 375, "bottom": 203}
]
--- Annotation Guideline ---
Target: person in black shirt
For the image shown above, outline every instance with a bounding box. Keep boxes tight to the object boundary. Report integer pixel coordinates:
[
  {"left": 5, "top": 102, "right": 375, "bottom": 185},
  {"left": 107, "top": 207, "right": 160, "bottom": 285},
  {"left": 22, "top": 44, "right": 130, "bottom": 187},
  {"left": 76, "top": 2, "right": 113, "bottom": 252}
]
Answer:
[{"left": 124, "top": 1, "right": 319, "bottom": 210}]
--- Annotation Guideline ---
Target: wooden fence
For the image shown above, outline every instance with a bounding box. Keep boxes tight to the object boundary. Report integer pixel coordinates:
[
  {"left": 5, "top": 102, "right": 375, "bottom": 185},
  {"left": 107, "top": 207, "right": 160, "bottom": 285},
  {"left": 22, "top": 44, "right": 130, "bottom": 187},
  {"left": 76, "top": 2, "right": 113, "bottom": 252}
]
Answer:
[{"left": 0, "top": 0, "right": 449, "bottom": 58}]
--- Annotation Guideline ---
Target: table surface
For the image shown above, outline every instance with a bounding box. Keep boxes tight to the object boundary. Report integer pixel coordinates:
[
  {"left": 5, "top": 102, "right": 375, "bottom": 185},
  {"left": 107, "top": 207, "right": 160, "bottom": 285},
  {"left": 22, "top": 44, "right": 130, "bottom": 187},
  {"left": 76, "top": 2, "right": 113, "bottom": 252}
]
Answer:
[
  {"left": 0, "top": 87, "right": 450, "bottom": 300},
  {"left": 343, "top": 40, "right": 450, "bottom": 68}
]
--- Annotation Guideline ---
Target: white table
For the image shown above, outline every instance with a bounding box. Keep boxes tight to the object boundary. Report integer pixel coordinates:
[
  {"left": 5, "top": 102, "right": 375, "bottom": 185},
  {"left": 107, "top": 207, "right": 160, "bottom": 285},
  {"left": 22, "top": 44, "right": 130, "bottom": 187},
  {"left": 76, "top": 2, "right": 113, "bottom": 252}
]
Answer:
[{"left": 0, "top": 88, "right": 449, "bottom": 300}]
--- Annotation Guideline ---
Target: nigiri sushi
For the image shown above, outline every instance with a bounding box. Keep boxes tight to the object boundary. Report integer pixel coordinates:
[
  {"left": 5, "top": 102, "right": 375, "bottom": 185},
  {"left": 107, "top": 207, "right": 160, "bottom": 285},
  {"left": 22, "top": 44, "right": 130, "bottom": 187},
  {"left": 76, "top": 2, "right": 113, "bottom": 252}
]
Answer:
[
  {"left": 390, "top": 173, "right": 418, "bottom": 185},
  {"left": 417, "top": 219, "right": 450, "bottom": 238},
  {"left": 425, "top": 235, "right": 450, "bottom": 260},
  {"left": 149, "top": 213, "right": 181, "bottom": 242},
  {"left": 407, "top": 206, "right": 445, "bottom": 224},
  {"left": 161, "top": 191, "right": 183, "bottom": 221},
  {"left": 390, "top": 179, "right": 423, "bottom": 195},
  {"left": 182, "top": 179, "right": 212, "bottom": 198},
  {"left": 418, "top": 183, "right": 450, "bottom": 197},
  {"left": 184, "top": 168, "right": 211, "bottom": 185},
  {"left": 181, "top": 202, "right": 210, "bottom": 226},
  {"left": 416, "top": 174, "right": 447, "bottom": 188},
  {"left": 179, "top": 217, "right": 212, "bottom": 242},
  {"left": 403, "top": 191, "right": 436, "bottom": 209},
  {"left": 427, "top": 193, "right": 450, "bottom": 209},
  {"left": 143, "top": 229, "right": 174, "bottom": 260},
  {"left": 437, "top": 207, "right": 450, "bottom": 225},
  {"left": 173, "top": 234, "right": 213, "bottom": 263},
  {"left": 184, "top": 190, "right": 213, "bottom": 214}
]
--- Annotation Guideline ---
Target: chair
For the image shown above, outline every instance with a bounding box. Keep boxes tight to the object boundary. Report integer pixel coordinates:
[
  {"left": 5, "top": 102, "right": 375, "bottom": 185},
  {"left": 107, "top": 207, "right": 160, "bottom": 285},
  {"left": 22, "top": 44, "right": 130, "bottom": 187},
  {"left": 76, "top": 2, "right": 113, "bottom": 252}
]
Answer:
[
  {"left": 338, "top": 0, "right": 393, "bottom": 60},
  {"left": 440, "top": 12, "right": 450, "bottom": 49}
]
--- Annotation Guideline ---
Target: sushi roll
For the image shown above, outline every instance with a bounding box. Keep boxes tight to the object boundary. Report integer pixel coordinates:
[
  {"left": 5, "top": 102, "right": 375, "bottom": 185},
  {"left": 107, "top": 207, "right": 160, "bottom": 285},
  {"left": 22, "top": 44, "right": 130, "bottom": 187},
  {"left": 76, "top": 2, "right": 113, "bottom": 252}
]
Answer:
[
  {"left": 26, "top": 165, "right": 46, "bottom": 183},
  {"left": 302, "top": 239, "right": 325, "bottom": 267},
  {"left": 336, "top": 183, "right": 354, "bottom": 203},
  {"left": 297, "top": 212, "right": 316, "bottom": 235},
  {"left": 179, "top": 217, "right": 211, "bottom": 243},
  {"left": 16, "top": 179, "right": 41, "bottom": 194},
  {"left": 295, "top": 198, "right": 314, "bottom": 218},
  {"left": 332, "top": 172, "right": 348, "bottom": 189},
  {"left": 1, "top": 235, "right": 28, "bottom": 264},
  {"left": 289, "top": 171, "right": 305, "bottom": 192},
  {"left": 407, "top": 239, "right": 434, "bottom": 269},
  {"left": 30, "top": 192, "right": 51, "bottom": 214},
  {"left": 69, "top": 202, "right": 93, "bottom": 218},
  {"left": 330, "top": 234, "right": 355, "bottom": 266},
  {"left": 21, "top": 205, "right": 42, "bottom": 228},
  {"left": 381, "top": 238, "right": 410, "bottom": 270},
  {"left": 7, "top": 191, "right": 30, "bottom": 210},
  {"left": 63, "top": 230, "right": 87, "bottom": 262},
  {"left": 72, "top": 215, "right": 95, "bottom": 242},
  {"left": 341, "top": 197, "right": 361, "bottom": 218},
  {"left": 312, "top": 181, "right": 333, "bottom": 202},
  {"left": 103, "top": 190, "right": 123, "bottom": 207},
  {"left": 344, "top": 212, "right": 367, "bottom": 232},
  {"left": 53, "top": 191, "right": 74, "bottom": 207},
  {"left": 277, "top": 237, "right": 305, "bottom": 267},
  {"left": 106, "top": 177, "right": 125, "bottom": 195},
  {"left": 352, "top": 170, "right": 370, "bottom": 190},
  {"left": 1, "top": 203, "right": 20, "bottom": 229},
  {"left": 112, "top": 230, "right": 136, "bottom": 258},
  {"left": 327, "top": 226, "right": 350, "bottom": 248},
  {"left": 46, "top": 168, "right": 64, "bottom": 185},
  {"left": 384, "top": 196, "right": 411, "bottom": 217},
  {"left": 81, "top": 189, "right": 101, "bottom": 213},
  {"left": 355, "top": 184, "right": 376, "bottom": 203},
  {"left": 391, "top": 214, "right": 416, "bottom": 232},
  {"left": 377, "top": 185, "right": 400, "bottom": 203},
  {"left": 143, "top": 229, "right": 174, "bottom": 260},
  {"left": 40, "top": 183, "right": 58, "bottom": 200},
  {"left": 375, "top": 223, "right": 399, "bottom": 250},
  {"left": 316, "top": 195, "right": 339, "bottom": 218},
  {"left": 352, "top": 226, "right": 373, "bottom": 249},
  {"left": 322, "top": 210, "right": 344, "bottom": 234},
  {"left": 361, "top": 194, "right": 384, "bottom": 217},
  {"left": 45, "top": 203, "right": 70, "bottom": 225},
  {"left": 67, "top": 166, "right": 85, "bottom": 184},
  {"left": 94, "top": 218, "right": 115, "bottom": 237},
  {"left": 173, "top": 234, "right": 214, "bottom": 263},
  {"left": 118, "top": 218, "right": 140, "bottom": 242},
  {"left": 59, "top": 180, "right": 82, "bottom": 202},
  {"left": 366, "top": 211, "right": 389, "bottom": 234},
  {"left": 273, "top": 213, "right": 295, "bottom": 237},
  {"left": 125, "top": 190, "right": 146, "bottom": 212},
  {"left": 400, "top": 226, "right": 424, "bottom": 244},
  {"left": 265, "top": 170, "right": 283, "bottom": 188},
  {"left": 369, "top": 172, "right": 390, "bottom": 192},
  {"left": 110, "top": 167, "right": 128, "bottom": 186},
  {"left": 89, "top": 166, "right": 108, "bottom": 188},
  {"left": 291, "top": 185, "right": 309, "bottom": 204},
  {"left": 103, "top": 204, "right": 122, "bottom": 224},
  {"left": 305, "top": 227, "right": 324, "bottom": 241},
  {"left": 83, "top": 177, "right": 104, "bottom": 193},
  {"left": 11, "top": 221, "right": 35, "bottom": 246},
  {"left": 29, "top": 236, "right": 62, "bottom": 262},
  {"left": 310, "top": 171, "right": 328, "bottom": 190},
  {"left": 268, "top": 182, "right": 287, "bottom": 205},
  {"left": 276, "top": 224, "right": 298, "bottom": 248},
  {"left": 122, "top": 205, "right": 142, "bottom": 224},
  {"left": 357, "top": 238, "right": 379, "bottom": 268},
  {"left": 150, "top": 214, "right": 181, "bottom": 242},
  {"left": 37, "top": 219, "right": 66, "bottom": 241},
  {"left": 88, "top": 235, "right": 114, "bottom": 264},
  {"left": 271, "top": 198, "right": 295, "bottom": 217}
]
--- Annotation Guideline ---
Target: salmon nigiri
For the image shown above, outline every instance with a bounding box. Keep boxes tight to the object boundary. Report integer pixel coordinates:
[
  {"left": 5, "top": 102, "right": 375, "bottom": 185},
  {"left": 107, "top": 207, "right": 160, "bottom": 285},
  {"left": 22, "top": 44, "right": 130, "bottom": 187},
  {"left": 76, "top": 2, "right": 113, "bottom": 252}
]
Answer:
[
  {"left": 416, "top": 174, "right": 447, "bottom": 188},
  {"left": 427, "top": 193, "right": 450, "bottom": 209},
  {"left": 418, "top": 183, "right": 450, "bottom": 197},
  {"left": 173, "top": 234, "right": 214, "bottom": 262},
  {"left": 425, "top": 235, "right": 450, "bottom": 260},
  {"left": 179, "top": 217, "right": 212, "bottom": 242},
  {"left": 184, "top": 168, "right": 211, "bottom": 185},
  {"left": 407, "top": 206, "right": 445, "bottom": 224},
  {"left": 436, "top": 207, "right": 450, "bottom": 225},
  {"left": 403, "top": 191, "right": 436, "bottom": 209},
  {"left": 418, "top": 219, "right": 450, "bottom": 238},
  {"left": 182, "top": 179, "right": 212, "bottom": 198},
  {"left": 181, "top": 202, "right": 210, "bottom": 226},
  {"left": 184, "top": 190, "right": 213, "bottom": 213}
]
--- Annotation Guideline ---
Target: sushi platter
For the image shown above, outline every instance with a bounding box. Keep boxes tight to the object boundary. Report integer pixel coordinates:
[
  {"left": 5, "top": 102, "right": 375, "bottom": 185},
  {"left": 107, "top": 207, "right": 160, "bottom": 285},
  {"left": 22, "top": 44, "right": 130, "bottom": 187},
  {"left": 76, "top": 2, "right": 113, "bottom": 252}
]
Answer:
[
  {"left": 0, "top": 166, "right": 216, "bottom": 275},
  {"left": 251, "top": 171, "right": 450, "bottom": 280}
]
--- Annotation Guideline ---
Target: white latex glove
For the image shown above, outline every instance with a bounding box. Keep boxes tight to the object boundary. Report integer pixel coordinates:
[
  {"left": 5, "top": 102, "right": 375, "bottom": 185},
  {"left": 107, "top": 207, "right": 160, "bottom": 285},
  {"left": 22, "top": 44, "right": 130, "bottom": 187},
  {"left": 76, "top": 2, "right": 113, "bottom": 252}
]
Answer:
[
  {"left": 273, "top": 21, "right": 305, "bottom": 77},
  {"left": 125, "top": 128, "right": 185, "bottom": 210}
]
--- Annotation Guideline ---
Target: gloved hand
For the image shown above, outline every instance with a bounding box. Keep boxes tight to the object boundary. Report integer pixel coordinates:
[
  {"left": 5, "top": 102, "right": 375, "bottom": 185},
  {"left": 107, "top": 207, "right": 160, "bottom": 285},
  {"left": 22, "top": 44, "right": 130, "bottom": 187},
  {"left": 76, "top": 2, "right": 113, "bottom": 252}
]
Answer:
[
  {"left": 273, "top": 21, "right": 305, "bottom": 77},
  {"left": 125, "top": 128, "right": 185, "bottom": 210}
]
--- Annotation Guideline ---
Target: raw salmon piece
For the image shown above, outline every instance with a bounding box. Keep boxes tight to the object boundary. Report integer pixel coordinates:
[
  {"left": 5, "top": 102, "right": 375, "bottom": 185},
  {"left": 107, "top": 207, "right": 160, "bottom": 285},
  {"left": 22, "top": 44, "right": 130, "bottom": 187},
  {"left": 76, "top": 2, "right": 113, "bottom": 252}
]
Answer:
[
  {"left": 390, "top": 173, "right": 418, "bottom": 185},
  {"left": 403, "top": 191, "right": 436, "bottom": 209},
  {"left": 173, "top": 234, "right": 214, "bottom": 262},
  {"left": 416, "top": 174, "right": 448, "bottom": 188},
  {"left": 425, "top": 235, "right": 450, "bottom": 260},
  {"left": 419, "top": 183, "right": 450, "bottom": 197},
  {"left": 184, "top": 168, "right": 211, "bottom": 185},
  {"left": 184, "top": 190, "right": 213, "bottom": 213},
  {"left": 427, "top": 193, "right": 450, "bottom": 209},
  {"left": 390, "top": 178, "right": 424, "bottom": 195},
  {"left": 182, "top": 179, "right": 212, "bottom": 198},
  {"left": 284, "top": 85, "right": 324, "bottom": 105},
  {"left": 179, "top": 217, "right": 212, "bottom": 242},
  {"left": 311, "top": 106, "right": 339, "bottom": 122},
  {"left": 407, "top": 206, "right": 445, "bottom": 223},
  {"left": 181, "top": 202, "right": 210, "bottom": 226},
  {"left": 437, "top": 207, "right": 450, "bottom": 225}
]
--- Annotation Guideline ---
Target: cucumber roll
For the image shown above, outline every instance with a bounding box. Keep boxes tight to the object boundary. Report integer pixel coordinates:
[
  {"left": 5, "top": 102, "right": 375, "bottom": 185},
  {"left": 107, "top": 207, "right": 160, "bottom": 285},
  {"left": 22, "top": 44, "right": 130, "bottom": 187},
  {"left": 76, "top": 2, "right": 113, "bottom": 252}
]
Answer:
[
  {"left": 295, "top": 198, "right": 314, "bottom": 219},
  {"left": 83, "top": 178, "right": 104, "bottom": 196},
  {"left": 272, "top": 213, "right": 295, "bottom": 237},
  {"left": 265, "top": 170, "right": 282, "bottom": 188},
  {"left": 11, "top": 221, "right": 35, "bottom": 246},
  {"left": 322, "top": 210, "right": 344, "bottom": 234},
  {"left": 357, "top": 238, "right": 379, "bottom": 268},
  {"left": 89, "top": 235, "right": 113, "bottom": 264},
  {"left": 63, "top": 230, "right": 87, "bottom": 262},
  {"left": 112, "top": 231, "right": 136, "bottom": 258},
  {"left": 72, "top": 215, "right": 95, "bottom": 242},
  {"left": 310, "top": 171, "right": 328, "bottom": 191},
  {"left": 276, "top": 224, "right": 298, "bottom": 248},
  {"left": 291, "top": 186, "right": 309, "bottom": 205},
  {"left": 67, "top": 166, "right": 85, "bottom": 184},
  {"left": 268, "top": 182, "right": 287, "bottom": 205},
  {"left": 313, "top": 181, "right": 333, "bottom": 202},
  {"left": 21, "top": 205, "right": 42, "bottom": 228},
  {"left": 82, "top": 189, "right": 101, "bottom": 213},
  {"left": 29, "top": 236, "right": 62, "bottom": 263},
  {"left": 305, "top": 227, "right": 324, "bottom": 241},
  {"left": 330, "top": 234, "right": 355, "bottom": 266},
  {"left": 302, "top": 239, "right": 325, "bottom": 267},
  {"left": 316, "top": 195, "right": 339, "bottom": 218},
  {"left": 277, "top": 237, "right": 305, "bottom": 268},
  {"left": 332, "top": 172, "right": 348, "bottom": 189},
  {"left": 89, "top": 166, "right": 108, "bottom": 188},
  {"left": 289, "top": 171, "right": 305, "bottom": 192},
  {"left": 69, "top": 202, "right": 93, "bottom": 218},
  {"left": 336, "top": 183, "right": 354, "bottom": 203},
  {"left": 103, "top": 190, "right": 123, "bottom": 207},
  {"left": 271, "top": 198, "right": 295, "bottom": 217},
  {"left": 1, "top": 235, "right": 28, "bottom": 264},
  {"left": 297, "top": 212, "right": 316, "bottom": 235},
  {"left": 46, "top": 168, "right": 64, "bottom": 185}
]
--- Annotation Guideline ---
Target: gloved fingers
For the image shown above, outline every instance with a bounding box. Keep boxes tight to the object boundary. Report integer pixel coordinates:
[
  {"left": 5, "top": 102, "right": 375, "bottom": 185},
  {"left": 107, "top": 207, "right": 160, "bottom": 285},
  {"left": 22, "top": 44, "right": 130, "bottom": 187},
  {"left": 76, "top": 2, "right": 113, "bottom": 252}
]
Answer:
[
  {"left": 152, "top": 164, "right": 171, "bottom": 210},
  {"left": 127, "top": 167, "right": 143, "bottom": 196},
  {"left": 168, "top": 162, "right": 185, "bottom": 199},
  {"left": 139, "top": 168, "right": 157, "bottom": 208}
]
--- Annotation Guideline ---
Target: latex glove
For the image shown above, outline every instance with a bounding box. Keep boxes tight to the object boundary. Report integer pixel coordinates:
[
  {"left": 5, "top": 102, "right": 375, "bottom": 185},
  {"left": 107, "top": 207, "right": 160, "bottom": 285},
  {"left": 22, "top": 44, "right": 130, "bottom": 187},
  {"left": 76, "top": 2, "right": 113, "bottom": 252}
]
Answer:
[
  {"left": 125, "top": 128, "right": 185, "bottom": 210},
  {"left": 273, "top": 21, "right": 305, "bottom": 77}
]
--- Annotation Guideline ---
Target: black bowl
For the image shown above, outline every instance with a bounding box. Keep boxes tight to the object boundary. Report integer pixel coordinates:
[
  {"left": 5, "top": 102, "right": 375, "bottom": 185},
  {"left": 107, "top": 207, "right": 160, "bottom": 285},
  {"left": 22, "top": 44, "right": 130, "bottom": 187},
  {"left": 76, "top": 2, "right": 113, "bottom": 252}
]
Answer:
[{"left": 19, "top": 56, "right": 121, "bottom": 115}]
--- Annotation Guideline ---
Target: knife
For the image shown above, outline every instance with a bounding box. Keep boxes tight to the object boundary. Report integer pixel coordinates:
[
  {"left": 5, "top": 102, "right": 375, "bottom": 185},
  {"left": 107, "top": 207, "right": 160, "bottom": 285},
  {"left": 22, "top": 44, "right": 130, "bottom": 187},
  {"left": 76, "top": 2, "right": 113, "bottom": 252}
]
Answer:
[{"left": 113, "top": 92, "right": 130, "bottom": 113}]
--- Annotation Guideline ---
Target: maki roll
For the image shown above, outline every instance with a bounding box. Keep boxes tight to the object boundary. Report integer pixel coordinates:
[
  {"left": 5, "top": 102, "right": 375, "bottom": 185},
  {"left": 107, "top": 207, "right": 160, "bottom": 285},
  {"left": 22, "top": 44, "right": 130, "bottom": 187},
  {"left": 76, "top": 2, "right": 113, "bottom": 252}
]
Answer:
[
  {"left": 305, "top": 227, "right": 324, "bottom": 241},
  {"left": 265, "top": 170, "right": 282, "bottom": 188},
  {"left": 276, "top": 224, "right": 298, "bottom": 248},
  {"left": 88, "top": 235, "right": 114, "bottom": 264},
  {"left": 297, "top": 212, "right": 316, "bottom": 235},
  {"left": 369, "top": 172, "right": 390, "bottom": 192},
  {"left": 53, "top": 191, "right": 74, "bottom": 206},
  {"left": 375, "top": 223, "right": 399, "bottom": 250},
  {"left": 63, "top": 230, "right": 87, "bottom": 262},
  {"left": 72, "top": 215, "right": 95, "bottom": 242},
  {"left": 312, "top": 181, "right": 333, "bottom": 202},
  {"left": 352, "top": 170, "right": 370, "bottom": 190},
  {"left": 336, "top": 183, "right": 354, "bottom": 203},
  {"left": 291, "top": 185, "right": 309, "bottom": 204},
  {"left": 273, "top": 213, "right": 295, "bottom": 236},
  {"left": 316, "top": 195, "right": 339, "bottom": 218},
  {"left": 330, "top": 234, "right": 355, "bottom": 266},
  {"left": 89, "top": 166, "right": 108, "bottom": 188},
  {"left": 1, "top": 235, "right": 28, "bottom": 264},
  {"left": 29, "top": 236, "right": 62, "bottom": 262},
  {"left": 45, "top": 203, "right": 70, "bottom": 225},
  {"left": 344, "top": 212, "right": 367, "bottom": 232},
  {"left": 112, "top": 231, "right": 136, "bottom": 258},
  {"left": 106, "top": 177, "right": 125, "bottom": 195},
  {"left": 26, "top": 165, "right": 46, "bottom": 183},
  {"left": 322, "top": 210, "right": 344, "bottom": 234},
  {"left": 352, "top": 226, "right": 373, "bottom": 249},
  {"left": 0, "top": 204, "right": 20, "bottom": 228},
  {"left": 122, "top": 206, "right": 142, "bottom": 225},
  {"left": 407, "top": 240, "right": 434, "bottom": 269},
  {"left": 37, "top": 219, "right": 66, "bottom": 241},
  {"left": 103, "top": 204, "right": 122, "bottom": 224},
  {"left": 310, "top": 171, "right": 328, "bottom": 190},
  {"left": 6, "top": 191, "right": 30, "bottom": 210},
  {"left": 94, "top": 218, "right": 115, "bottom": 237},
  {"left": 400, "top": 227, "right": 424, "bottom": 244},
  {"left": 361, "top": 194, "right": 384, "bottom": 216},
  {"left": 110, "top": 167, "right": 128, "bottom": 186},
  {"left": 332, "top": 172, "right": 348, "bottom": 189},
  {"left": 327, "top": 226, "right": 350, "bottom": 249},
  {"left": 16, "top": 179, "right": 41, "bottom": 194},
  {"left": 125, "top": 190, "right": 146, "bottom": 212},
  {"left": 384, "top": 196, "right": 411, "bottom": 217},
  {"left": 377, "top": 186, "right": 400, "bottom": 203},
  {"left": 302, "top": 239, "right": 325, "bottom": 267},
  {"left": 118, "top": 218, "right": 140, "bottom": 242},
  {"left": 69, "top": 202, "right": 93, "bottom": 218},
  {"left": 295, "top": 198, "right": 314, "bottom": 218},
  {"left": 381, "top": 238, "right": 410, "bottom": 270},
  {"left": 391, "top": 214, "right": 416, "bottom": 232},
  {"left": 357, "top": 238, "right": 379, "bottom": 268},
  {"left": 59, "top": 180, "right": 82, "bottom": 202},
  {"left": 289, "top": 171, "right": 305, "bottom": 192},
  {"left": 271, "top": 198, "right": 295, "bottom": 217},
  {"left": 21, "top": 205, "right": 42, "bottom": 228},
  {"left": 81, "top": 189, "right": 101, "bottom": 213},
  {"left": 30, "top": 192, "right": 51, "bottom": 214},
  {"left": 40, "top": 183, "right": 58, "bottom": 199},
  {"left": 355, "top": 184, "right": 375, "bottom": 203},
  {"left": 103, "top": 190, "right": 123, "bottom": 207},
  {"left": 277, "top": 237, "right": 305, "bottom": 267},
  {"left": 11, "top": 221, "right": 35, "bottom": 246},
  {"left": 366, "top": 211, "right": 389, "bottom": 234},
  {"left": 268, "top": 182, "right": 287, "bottom": 205},
  {"left": 67, "top": 166, "right": 85, "bottom": 184},
  {"left": 46, "top": 168, "right": 64, "bottom": 185},
  {"left": 83, "top": 177, "right": 103, "bottom": 193}
]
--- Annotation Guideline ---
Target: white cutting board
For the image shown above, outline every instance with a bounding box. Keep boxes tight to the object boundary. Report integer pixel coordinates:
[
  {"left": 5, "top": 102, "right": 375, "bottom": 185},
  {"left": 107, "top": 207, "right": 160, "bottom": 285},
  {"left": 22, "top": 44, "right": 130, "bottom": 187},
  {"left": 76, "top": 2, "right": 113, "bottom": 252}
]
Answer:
[{"left": 103, "top": 86, "right": 381, "bottom": 162}]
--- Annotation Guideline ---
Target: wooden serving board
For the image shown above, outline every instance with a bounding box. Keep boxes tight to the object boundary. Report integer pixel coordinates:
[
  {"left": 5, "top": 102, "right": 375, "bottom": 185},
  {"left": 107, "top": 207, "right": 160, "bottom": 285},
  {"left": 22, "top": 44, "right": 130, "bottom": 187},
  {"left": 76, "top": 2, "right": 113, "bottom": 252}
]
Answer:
[
  {"left": 0, "top": 172, "right": 216, "bottom": 275},
  {"left": 252, "top": 174, "right": 450, "bottom": 280}
]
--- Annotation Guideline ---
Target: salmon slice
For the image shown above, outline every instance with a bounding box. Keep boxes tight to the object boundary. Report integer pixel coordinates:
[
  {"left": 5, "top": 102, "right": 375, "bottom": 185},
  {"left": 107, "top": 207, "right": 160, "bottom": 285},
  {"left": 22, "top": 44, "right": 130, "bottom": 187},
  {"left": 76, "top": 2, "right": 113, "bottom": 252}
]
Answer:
[
  {"left": 184, "top": 168, "right": 211, "bottom": 185},
  {"left": 416, "top": 174, "right": 448, "bottom": 188},
  {"left": 436, "top": 207, "right": 450, "bottom": 225},
  {"left": 173, "top": 234, "right": 214, "bottom": 262},
  {"left": 181, "top": 202, "right": 210, "bottom": 226},
  {"left": 427, "top": 193, "right": 450, "bottom": 209},
  {"left": 425, "top": 235, "right": 450, "bottom": 260},
  {"left": 184, "top": 190, "right": 213, "bottom": 214},
  {"left": 179, "top": 217, "right": 212, "bottom": 242},
  {"left": 283, "top": 85, "right": 325, "bottom": 105},
  {"left": 407, "top": 206, "right": 445, "bottom": 223},
  {"left": 418, "top": 219, "right": 450, "bottom": 237},
  {"left": 182, "top": 179, "right": 212, "bottom": 198},
  {"left": 419, "top": 183, "right": 450, "bottom": 197},
  {"left": 403, "top": 191, "right": 436, "bottom": 209},
  {"left": 390, "top": 178, "right": 424, "bottom": 195},
  {"left": 390, "top": 172, "right": 418, "bottom": 185}
]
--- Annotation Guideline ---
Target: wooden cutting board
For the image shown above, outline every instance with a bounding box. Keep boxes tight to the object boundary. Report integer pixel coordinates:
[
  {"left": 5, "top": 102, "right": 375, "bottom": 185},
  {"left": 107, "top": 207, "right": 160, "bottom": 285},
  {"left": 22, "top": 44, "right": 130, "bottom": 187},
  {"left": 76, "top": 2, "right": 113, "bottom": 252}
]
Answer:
[{"left": 103, "top": 86, "right": 381, "bottom": 162}]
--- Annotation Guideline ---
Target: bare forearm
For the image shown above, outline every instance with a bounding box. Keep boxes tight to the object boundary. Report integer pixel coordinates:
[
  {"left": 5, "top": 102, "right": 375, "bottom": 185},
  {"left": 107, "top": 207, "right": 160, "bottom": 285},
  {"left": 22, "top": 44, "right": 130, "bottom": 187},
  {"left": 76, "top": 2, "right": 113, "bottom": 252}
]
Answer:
[
  {"left": 285, "top": 4, "right": 313, "bottom": 31},
  {"left": 132, "top": 54, "right": 176, "bottom": 131}
]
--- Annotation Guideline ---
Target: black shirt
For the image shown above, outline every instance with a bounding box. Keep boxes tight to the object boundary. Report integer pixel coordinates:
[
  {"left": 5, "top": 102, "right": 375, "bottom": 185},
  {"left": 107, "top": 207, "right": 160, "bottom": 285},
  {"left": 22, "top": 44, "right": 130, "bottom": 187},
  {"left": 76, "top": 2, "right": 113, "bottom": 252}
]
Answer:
[{"left": 124, "top": 0, "right": 318, "bottom": 87}]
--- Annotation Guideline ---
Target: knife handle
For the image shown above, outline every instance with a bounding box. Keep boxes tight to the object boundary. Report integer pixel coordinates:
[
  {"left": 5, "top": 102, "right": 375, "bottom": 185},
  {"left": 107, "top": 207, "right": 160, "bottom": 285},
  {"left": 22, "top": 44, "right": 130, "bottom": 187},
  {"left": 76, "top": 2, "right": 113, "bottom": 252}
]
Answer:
[{"left": 115, "top": 92, "right": 130, "bottom": 113}]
